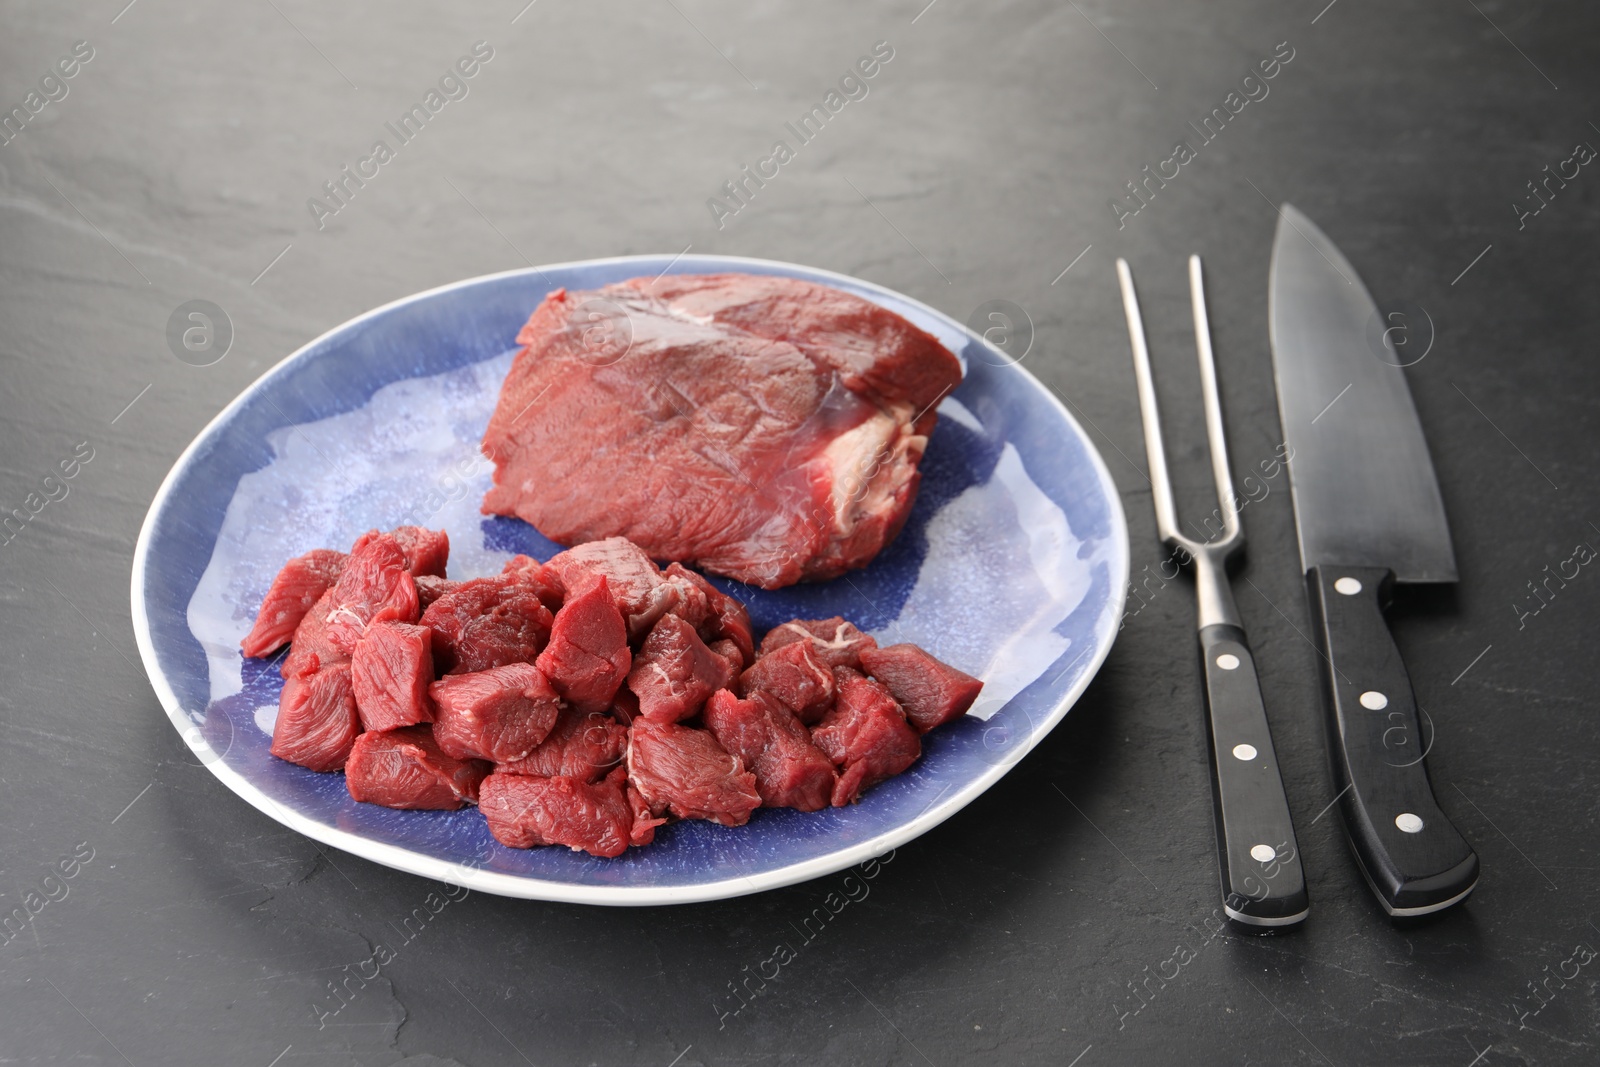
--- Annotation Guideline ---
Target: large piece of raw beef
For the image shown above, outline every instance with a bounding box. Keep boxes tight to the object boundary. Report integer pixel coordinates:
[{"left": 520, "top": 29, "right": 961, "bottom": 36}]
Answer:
[{"left": 480, "top": 273, "right": 962, "bottom": 588}]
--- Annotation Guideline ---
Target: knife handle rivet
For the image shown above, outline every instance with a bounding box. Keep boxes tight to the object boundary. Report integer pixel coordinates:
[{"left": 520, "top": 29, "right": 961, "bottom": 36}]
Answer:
[
  {"left": 1232, "top": 743, "right": 1258, "bottom": 761},
  {"left": 1250, "top": 844, "right": 1277, "bottom": 863},
  {"left": 1334, "top": 577, "right": 1363, "bottom": 595},
  {"left": 1396, "top": 813, "right": 1425, "bottom": 834},
  {"left": 1359, "top": 690, "right": 1389, "bottom": 710},
  {"left": 1216, "top": 653, "right": 1241, "bottom": 670}
]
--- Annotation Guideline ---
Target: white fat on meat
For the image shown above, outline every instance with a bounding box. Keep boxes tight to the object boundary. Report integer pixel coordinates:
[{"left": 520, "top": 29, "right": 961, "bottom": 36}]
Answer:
[{"left": 822, "top": 413, "right": 924, "bottom": 538}]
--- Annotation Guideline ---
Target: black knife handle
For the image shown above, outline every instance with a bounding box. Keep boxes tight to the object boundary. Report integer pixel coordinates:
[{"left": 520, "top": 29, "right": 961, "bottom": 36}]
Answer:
[
  {"left": 1199, "top": 623, "right": 1308, "bottom": 927},
  {"left": 1307, "top": 565, "right": 1478, "bottom": 916}
]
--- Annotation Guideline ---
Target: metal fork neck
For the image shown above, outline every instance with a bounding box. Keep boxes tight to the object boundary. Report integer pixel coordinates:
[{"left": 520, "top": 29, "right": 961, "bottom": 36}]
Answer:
[
  {"left": 1120, "top": 254, "right": 1247, "bottom": 634},
  {"left": 1180, "top": 540, "right": 1243, "bottom": 630}
]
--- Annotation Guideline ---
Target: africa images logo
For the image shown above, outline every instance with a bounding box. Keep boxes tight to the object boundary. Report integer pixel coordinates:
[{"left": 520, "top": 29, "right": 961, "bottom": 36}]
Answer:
[
  {"left": 1108, "top": 41, "right": 1296, "bottom": 228},
  {"left": 706, "top": 41, "right": 895, "bottom": 230},
  {"left": 0, "top": 40, "right": 95, "bottom": 147},
  {"left": 306, "top": 42, "right": 495, "bottom": 231}
]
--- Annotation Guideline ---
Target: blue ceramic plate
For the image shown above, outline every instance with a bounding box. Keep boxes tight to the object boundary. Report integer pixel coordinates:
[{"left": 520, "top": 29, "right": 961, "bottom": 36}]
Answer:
[{"left": 131, "top": 255, "right": 1128, "bottom": 905}]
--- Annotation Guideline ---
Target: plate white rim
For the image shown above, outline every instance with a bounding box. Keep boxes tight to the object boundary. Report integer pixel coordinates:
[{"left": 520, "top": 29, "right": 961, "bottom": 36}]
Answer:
[{"left": 129, "top": 253, "right": 1129, "bottom": 905}]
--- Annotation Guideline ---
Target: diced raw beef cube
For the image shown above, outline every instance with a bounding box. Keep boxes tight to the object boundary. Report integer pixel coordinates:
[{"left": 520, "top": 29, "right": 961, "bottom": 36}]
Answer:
[
  {"left": 242, "top": 548, "right": 347, "bottom": 658},
  {"left": 812, "top": 667, "right": 920, "bottom": 806},
  {"left": 324, "top": 534, "right": 420, "bottom": 655},
  {"left": 610, "top": 686, "right": 640, "bottom": 726},
  {"left": 542, "top": 537, "right": 685, "bottom": 639},
  {"left": 626, "top": 719, "right": 761, "bottom": 826},
  {"left": 501, "top": 554, "right": 563, "bottom": 610},
  {"left": 703, "top": 690, "right": 836, "bottom": 812},
  {"left": 655, "top": 565, "right": 712, "bottom": 631},
  {"left": 281, "top": 589, "right": 349, "bottom": 680},
  {"left": 270, "top": 663, "right": 360, "bottom": 772},
  {"left": 430, "top": 663, "right": 561, "bottom": 763},
  {"left": 707, "top": 638, "right": 745, "bottom": 682},
  {"left": 626, "top": 614, "right": 735, "bottom": 723},
  {"left": 353, "top": 525, "right": 450, "bottom": 578},
  {"left": 625, "top": 777, "right": 666, "bottom": 846},
  {"left": 860, "top": 644, "right": 983, "bottom": 733},
  {"left": 420, "top": 574, "right": 554, "bottom": 675},
  {"left": 394, "top": 525, "right": 450, "bottom": 577},
  {"left": 351, "top": 621, "right": 436, "bottom": 731},
  {"left": 479, "top": 770, "right": 634, "bottom": 857},
  {"left": 662, "top": 563, "right": 753, "bottom": 667},
  {"left": 502, "top": 553, "right": 540, "bottom": 578},
  {"left": 739, "top": 640, "right": 835, "bottom": 724},
  {"left": 496, "top": 708, "right": 627, "bottom": 782},
  {"left": 413, "top": 575, "right": 461, "bottom": 609},
  {"left": 760, "top": 617, "right": 877, "bottom": 670},
  {"left": 535, "top": 576, "right": 631, "bottom": 713},
  {"left": 345, "top": 725, "right": 489, "bottom": 809}
]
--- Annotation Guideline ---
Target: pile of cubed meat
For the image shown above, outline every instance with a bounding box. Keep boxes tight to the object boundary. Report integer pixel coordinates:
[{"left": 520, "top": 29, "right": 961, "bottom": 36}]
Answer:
[{"left": 241, "top": 527, "right": 983, "bottom": 858}]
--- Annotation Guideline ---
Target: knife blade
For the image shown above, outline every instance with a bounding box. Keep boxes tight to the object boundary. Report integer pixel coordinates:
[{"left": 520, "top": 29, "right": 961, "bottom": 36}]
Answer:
[{"left": 1268, "top": 204, "right": 1479, "bottom": 917}]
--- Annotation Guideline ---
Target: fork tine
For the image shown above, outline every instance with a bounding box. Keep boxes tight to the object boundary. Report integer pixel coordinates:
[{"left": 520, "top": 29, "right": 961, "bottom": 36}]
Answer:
[
  {"left": 1116, "top": 258, "right": 1183, "bottom": 547},
  {"left": 1187, "top": 256, "right": 1240, "bottom": 546}
]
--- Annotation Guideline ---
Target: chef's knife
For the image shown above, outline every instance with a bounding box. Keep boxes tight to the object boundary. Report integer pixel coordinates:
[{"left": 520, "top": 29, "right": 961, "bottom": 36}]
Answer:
[{"left": 1268, "top": 204, "right": 1479, "bottom": 917}]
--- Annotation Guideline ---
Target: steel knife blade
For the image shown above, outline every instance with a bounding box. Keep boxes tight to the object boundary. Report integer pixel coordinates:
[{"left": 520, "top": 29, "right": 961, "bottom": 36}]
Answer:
[{"left": 1268, "top": 204, "right": 1479, "bottom": 917}]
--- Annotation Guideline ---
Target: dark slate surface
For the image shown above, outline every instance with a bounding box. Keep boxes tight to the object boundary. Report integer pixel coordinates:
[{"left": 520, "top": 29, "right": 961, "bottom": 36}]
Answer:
[{"left": 2, "top": 1, "right": 1596, "bottom": 1064}]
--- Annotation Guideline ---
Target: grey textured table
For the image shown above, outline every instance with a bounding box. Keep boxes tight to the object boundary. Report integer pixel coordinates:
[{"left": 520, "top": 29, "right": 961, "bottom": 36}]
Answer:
[{"left": 3, "top": 2, "right": 1597, "bottom": 1064}]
